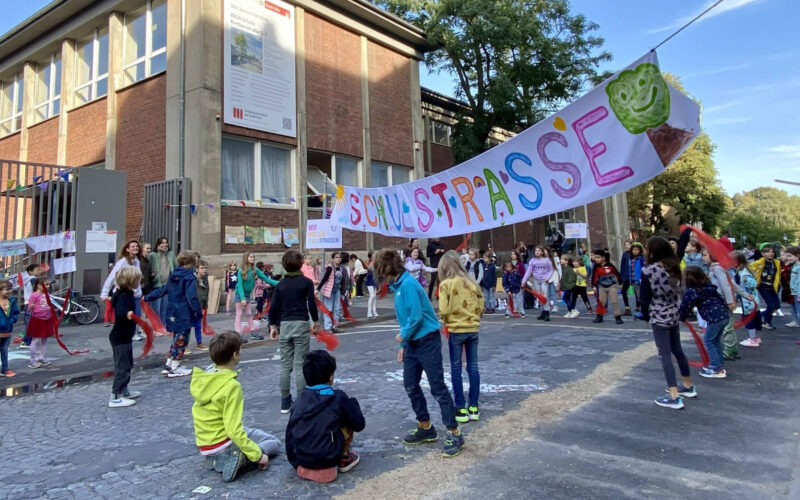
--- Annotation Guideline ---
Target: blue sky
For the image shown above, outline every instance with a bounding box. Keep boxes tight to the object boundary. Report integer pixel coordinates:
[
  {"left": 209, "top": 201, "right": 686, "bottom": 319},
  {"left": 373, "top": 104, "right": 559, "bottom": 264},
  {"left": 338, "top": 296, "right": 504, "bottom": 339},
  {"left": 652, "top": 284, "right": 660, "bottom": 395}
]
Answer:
[{"left": 2, "top": 1, "right": 798, "bottom": 197}]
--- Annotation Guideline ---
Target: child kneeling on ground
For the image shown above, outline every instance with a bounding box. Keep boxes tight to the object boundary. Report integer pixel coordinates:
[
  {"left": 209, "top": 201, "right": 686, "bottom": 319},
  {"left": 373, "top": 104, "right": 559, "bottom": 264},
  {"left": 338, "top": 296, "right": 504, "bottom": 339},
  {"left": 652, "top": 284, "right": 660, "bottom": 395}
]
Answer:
[
  {"left": 286, "top": 350, "right": 365, "bottom": 483},
  {"left": 190, "top": 331, "right": 280, "bottom": 482}
]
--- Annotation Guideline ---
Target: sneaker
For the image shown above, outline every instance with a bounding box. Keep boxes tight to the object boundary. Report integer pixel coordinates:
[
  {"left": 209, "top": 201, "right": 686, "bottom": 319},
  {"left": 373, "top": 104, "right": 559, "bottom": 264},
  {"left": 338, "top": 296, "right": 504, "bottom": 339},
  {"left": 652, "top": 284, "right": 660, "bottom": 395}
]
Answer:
[
  {"left": 455, "top": 408, "right": 469, "bottom": 423},
  {"left": 104, "top": 322, "right": 112, "bottom": 327},
  {"left": 552, "top": 306, "right": 559, "bottom": 313},
  {"left": 366, "top": 313, "right": 374, "bottom": 319},
  {"left": 403, "top": 424, "right": 438, "bottom": 445},
  {"left": 674, "top": 385, "right": 697, "bottom": 398},
  {"left": 786, "top": 321, "right": 798, "bottom": 328},
  {"left": 592, "top": 315, "right": 603, "bottom": 323},
  {"left": 108, "top": 396, "right": 136, "bottom": 408},
  {"left": 196, "top": 344, "right": 208, "bottom": 350},
  {"left": 740, "top": 338, "right": 759, "bottom": 347},
  {"left": 338, "top": 451, "right": 360, "bottom": 472},
  {"left": 1, "top": 370, "right": 16, "bottom": 377},
  {"left": 249, "top": 332, "right": 264, "bottom": 341},
  {"left": 442, "top": 430, "right": 465, "bottom": 458},
  {"left": 281, "top": 395, "right": 292, "bottom": 414},
  {"left": 221, "top": 446, "right": 250, "bottom": 482},
  {"left": 654, "top": 395, "right": 684, "bottom": 409},
  {"left": 699, "top": 367, "right": 727, "bottom": 379},
  {"left": 569, "top": 310, "right": 580, "bottom": 319},
  {"left": 225, "top": 311, "right": 232, "bottom": 316},
  {"left": 183, "top": 348, "right": 193, "bottom": 355},
  {"left": 18, "top": 342, "right": 29, "bottom": 350},
  {"left": 38, "top": 360, "right": 52, "bottom": 367},
  {"left": 132, "top": 333, "right": 144, "bottom": 341},
  {"left": 123, "top": 391, "right": 142, "bottom": 399},
  {"left": 615, "top": 316, "right": 624, "bottom": 325},
  {"left": 468, "top": 406, "right": 480, "bottom": 421},
  {"left": 28, "top": 362, "right": 41, "bottom": 369},
  {"left": 763, "top": 323, "right": 775, "bottom": 331},
  {"left": 167, "top": 365, "right": 192, "bottom": 377},
  {"left": 723, "top": 352, "right": 737, "bottom": 361},
  {"left": 563, "top": 311, "right": 572, "bottom": 318},
  {"left": 624, "top": 307, "right": 632, "bottom": 316}
]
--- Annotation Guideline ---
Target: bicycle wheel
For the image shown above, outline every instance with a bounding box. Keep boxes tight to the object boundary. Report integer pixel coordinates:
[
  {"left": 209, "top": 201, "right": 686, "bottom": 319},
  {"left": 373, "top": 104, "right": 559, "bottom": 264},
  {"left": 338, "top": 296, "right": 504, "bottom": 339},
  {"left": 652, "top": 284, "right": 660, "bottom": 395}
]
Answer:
[{"left": 74, "top": 298, "right": 100, "bottom": 325}]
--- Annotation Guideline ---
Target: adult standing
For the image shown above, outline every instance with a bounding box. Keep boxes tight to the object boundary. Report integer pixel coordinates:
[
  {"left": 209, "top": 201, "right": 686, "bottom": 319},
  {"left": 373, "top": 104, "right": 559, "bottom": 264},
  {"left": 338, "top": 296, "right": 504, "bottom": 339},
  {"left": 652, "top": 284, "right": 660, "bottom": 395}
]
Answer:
[
  {"left": 351, "top": 254, "right": 368, "bottom": 297},
  {"left": 148, "top": 237, "right": 177, "bottom": 324},
  {"left": 139, "top": 242, "right": 155, "bottom": 296},
  {"left": 516, "top": 242, "right": 529, "bottom": 264},
  {"left": 426, "top": 237, "right": 445, "bottom": 299},
  {"left": 101, "top": 240, "right": 144, "bottom": 341}
]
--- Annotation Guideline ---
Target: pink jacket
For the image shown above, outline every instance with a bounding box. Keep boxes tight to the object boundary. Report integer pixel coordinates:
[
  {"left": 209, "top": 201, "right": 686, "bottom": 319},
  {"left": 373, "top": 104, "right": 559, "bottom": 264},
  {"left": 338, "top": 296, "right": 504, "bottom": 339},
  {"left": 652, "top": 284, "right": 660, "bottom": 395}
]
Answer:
[{"left": 29, "top": 292, "right": 53, "bottom": 320}]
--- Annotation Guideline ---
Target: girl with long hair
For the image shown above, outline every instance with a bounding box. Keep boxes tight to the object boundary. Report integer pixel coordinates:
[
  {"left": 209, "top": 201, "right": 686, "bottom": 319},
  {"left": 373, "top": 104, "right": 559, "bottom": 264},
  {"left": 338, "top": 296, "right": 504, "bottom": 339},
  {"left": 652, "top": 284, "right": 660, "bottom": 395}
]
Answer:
[
  {"left": 235, "top": 251, "right": 278, "bottom": 341},
  {"left": 522, "top": 246, "right": 553, "bottom": 321},
  {"left": 101, "top": 240, "right": 144, "bottom": 340}
]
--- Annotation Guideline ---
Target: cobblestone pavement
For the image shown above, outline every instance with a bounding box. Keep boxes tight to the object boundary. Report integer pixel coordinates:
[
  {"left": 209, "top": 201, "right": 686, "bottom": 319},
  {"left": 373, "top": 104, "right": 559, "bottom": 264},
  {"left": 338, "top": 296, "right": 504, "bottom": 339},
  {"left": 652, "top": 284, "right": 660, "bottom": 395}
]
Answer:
[{"left": 2, "top": 309, "right": 799, "bottom": 499}]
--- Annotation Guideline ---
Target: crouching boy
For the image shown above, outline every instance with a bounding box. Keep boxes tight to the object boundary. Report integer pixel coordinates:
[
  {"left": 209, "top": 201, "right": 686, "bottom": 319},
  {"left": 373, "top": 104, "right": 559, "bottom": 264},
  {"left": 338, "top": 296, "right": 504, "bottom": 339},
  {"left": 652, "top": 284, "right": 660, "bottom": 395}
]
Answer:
[
  {"left": 190, "top": 331, "right": 280, "bottom": 482},
  {"left": 286, "top": 350, "right": 366, "bottom": 483}
]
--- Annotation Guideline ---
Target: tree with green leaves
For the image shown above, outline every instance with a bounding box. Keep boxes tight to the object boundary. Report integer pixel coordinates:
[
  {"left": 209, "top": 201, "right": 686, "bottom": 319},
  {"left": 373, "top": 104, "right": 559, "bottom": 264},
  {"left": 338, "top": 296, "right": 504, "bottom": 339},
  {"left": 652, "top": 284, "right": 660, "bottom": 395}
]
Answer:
[
  {"left": 627, "top": 73, "right": 728, "bottom": 236},
  {"left": 373, "top": 0, "right": 610, "bottom": 162},
  {"left": 726, "top": 187, "right": 800, "bottom": 246}
]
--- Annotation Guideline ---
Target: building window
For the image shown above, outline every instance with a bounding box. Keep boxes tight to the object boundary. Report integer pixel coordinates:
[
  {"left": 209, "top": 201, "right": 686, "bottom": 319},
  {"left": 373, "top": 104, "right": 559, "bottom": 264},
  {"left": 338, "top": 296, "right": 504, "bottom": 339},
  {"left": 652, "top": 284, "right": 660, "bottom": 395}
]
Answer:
[
  {"left": 34, "top": 54, "right": 61, "bottom": 123},
  {"left": 371, "top": 162, "right": 413, "bottom": 187},
  {"left": 123, "top": 0, "right": 167, "bottom": 86},
  {"left": 431, "top": 120, "right": 452, "bottom": 147},
  {"left": 221, "top": 136, "right": 294, "bottom": 205},
  {"left": 334, "top": 156, "right": 359, "bottom": 187},
  {"left": 75, "top": 28, "right": 109, "bottom": 104},
  {"left": 0, "top": 73, "right": 23, "bottom": 136}
]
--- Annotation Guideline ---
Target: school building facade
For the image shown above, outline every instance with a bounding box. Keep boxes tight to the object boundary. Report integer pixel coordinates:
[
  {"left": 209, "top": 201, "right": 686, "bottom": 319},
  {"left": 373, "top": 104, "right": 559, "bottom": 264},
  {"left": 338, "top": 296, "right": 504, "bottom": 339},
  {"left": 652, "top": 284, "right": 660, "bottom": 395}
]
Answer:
[{"left": 0, "top": 0, "right": 628, "bottom": 265}]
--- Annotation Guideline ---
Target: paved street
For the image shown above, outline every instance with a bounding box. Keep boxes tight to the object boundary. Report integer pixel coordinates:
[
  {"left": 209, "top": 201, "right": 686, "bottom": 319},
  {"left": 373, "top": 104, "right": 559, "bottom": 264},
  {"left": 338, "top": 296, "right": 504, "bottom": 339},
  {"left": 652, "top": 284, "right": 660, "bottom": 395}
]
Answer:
[{"left": 2, "top": 306, "right": 800, "bottom": 499}]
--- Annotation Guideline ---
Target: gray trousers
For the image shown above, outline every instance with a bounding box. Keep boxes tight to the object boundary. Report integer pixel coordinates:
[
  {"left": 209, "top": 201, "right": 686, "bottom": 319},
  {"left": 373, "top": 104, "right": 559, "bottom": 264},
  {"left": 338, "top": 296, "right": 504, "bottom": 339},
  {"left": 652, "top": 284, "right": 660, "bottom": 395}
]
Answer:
[
  {"left": 279, "top": 320, "right": 311, "bottom": 397},
  {"left": 244, "top": 427, "right": 281, "bottom": 457}
]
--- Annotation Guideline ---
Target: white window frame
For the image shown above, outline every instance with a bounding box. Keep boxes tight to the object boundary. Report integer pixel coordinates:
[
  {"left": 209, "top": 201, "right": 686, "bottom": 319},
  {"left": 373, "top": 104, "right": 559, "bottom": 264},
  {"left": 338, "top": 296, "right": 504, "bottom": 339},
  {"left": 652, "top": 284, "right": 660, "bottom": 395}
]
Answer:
[
  {"left": 33, "top": 54, "right": 61, "bottom": 123},
  {"left": 220, "top": 135, "right": 297, "bottom": 208},
  {"left": 371, "top": 161, "right": 413, "bottom": 187},
  {"left": 331, "top": 154, "right": 362, "bottom": 187},
  {"left": 122, "top": 0, "right": 167, "bottom": 86},
  {"left": 74, "top": 28, "right": 109, "bottom": 104},
  {"left": 0, "top": 73, "right": 23, "bottom": 137},
  {"left": 431, "top": 120, "right": 453, "bottom": 147}
]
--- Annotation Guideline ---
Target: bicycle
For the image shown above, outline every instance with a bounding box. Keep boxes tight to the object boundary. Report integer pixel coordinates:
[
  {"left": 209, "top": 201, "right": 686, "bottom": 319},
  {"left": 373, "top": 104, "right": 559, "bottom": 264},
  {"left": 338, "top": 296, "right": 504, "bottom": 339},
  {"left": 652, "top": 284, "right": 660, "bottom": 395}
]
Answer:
[{"left": 50, "top": 288, "right": 100, "bottom": 325}]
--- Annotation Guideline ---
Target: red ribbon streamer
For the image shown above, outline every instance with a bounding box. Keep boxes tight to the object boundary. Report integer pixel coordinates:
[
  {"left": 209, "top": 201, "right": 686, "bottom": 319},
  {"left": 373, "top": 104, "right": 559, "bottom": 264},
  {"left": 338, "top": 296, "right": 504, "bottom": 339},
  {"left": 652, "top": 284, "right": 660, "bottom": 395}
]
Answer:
[
  {"left": 683, "top": 321, "right": 711, "bottom": 368},
  {"left": 315, "top": 296, "right": 336, "bottom": 326},
  {"left": 202, "top": 309, "right": 216, "bottom": 336},
  {"left": 104, "top": 298, "right": 115, "bottom": 323},
  {"left": 734, "top": 309, "right": 757, "bottom": 329},
  {"left": 506, "top": 292, "right": 516, "bottom": 316},
  {"left": 522, "top": 286, "right": 548, "bottom": 306},
  {"left": 454, "top": 233, "right": 472, "bottom": 252},
  {"left": 595, "top": 301, "right": 608, "bottom": 315},
  {"left": 140, "top": 299, "right": 168, "bottom": 335},
  {"left": 42, "top": 286, "right": 89, "bottom": 355},
  {"left": 680, "top": 225, "right": 735, "bottom": 269},
  {"left": 131, "top": 313, "right": 155, "bottom": 358},
  {"left": 313, "top": 328, "right": 340, "bottom": 351},
  {"left": 254, "top": 302, "right": 270, "bottom": 321},
  {"left": 340, "top": 297, "right": 358, "bottom": 324},
  {"left": 378, "top": 282, "right": 389, "bottom": 299}
]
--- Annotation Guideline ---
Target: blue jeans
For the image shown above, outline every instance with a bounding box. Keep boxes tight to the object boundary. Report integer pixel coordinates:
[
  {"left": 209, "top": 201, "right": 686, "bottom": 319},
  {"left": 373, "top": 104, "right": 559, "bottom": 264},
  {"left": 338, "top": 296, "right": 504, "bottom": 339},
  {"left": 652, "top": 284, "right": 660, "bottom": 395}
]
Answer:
[
  {"left": 404, "top": 331, "right": 457, "bottom": 429},
  {"left": 547, "top": 282, "right": 558, "bottom": 306},
  {"left": 150, "top": 288, "right": 167, "bottom": 324},
  {"left": 759, "top": 285, "right": 780, "bottom": 326},
  {"left": 704, "top": 318, "right": 727, "bottom": 371},
  {"left": 193, "top": 316, "right": 203, "bottom": 345},
  {"left": 0, "top": 336, "right": 10, "bottom": 373},
  {"left": 563, "top": 289, "right": 575, "bottom": 311},
  {"left": 448, "top": 332, "right": 479, "bottom": 408},
  {"left": 322, "top": 290, "right": 341, "bottom": 330},
  {"left": 22, "top": 304, "right": 31, "bottom": 344},
  {"left": 792, "top": 298, "right": 800, "bottom": 324},
  {"left": 482, "top": 287, "right": 494, "bottom": 310}
]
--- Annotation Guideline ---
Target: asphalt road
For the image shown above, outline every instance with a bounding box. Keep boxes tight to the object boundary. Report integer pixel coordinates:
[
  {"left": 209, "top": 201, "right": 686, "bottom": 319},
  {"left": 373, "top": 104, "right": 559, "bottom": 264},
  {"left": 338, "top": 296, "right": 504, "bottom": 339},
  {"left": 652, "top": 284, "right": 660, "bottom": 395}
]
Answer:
[{"left": 2, "top": 310, "right": 799, "bottom": 499}]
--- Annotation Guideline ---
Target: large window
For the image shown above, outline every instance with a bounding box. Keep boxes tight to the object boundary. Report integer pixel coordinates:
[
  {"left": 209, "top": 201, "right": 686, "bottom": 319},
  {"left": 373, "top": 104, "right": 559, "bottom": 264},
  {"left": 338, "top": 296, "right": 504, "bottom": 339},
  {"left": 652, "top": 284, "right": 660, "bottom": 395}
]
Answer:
[
  {"left": 123, "top": 0, "right": 167, "bottom": 86},
  {"left": 370, "top": 162, "right": 413, "bottom": 187},
  {"left": 75, "top": 28, "right": 109, "bottom": 104},
  {"left": 0, "top": 74, "right": 23, "bottom": 136},
  {"left": 34, "top": 54, "right": 61, "bottom": 123},
  {"left": 221, "top": 137, "right": 294, "bottom": 205},
  {"left": 431, "top": 120, "right": 452, "bottom": 146}
]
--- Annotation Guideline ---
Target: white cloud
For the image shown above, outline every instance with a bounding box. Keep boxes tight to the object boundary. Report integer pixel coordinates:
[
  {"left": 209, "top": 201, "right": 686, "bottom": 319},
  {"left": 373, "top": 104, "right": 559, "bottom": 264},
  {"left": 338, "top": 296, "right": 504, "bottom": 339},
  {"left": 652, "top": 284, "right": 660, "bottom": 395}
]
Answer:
[
  {"left": 703, "top": 100, "right": 740, "bottom": 114},
  {"left": 705, "top": 116, "right": 752, "bottom": 125},
  {"left": 648, "top": 0, "right": 764, "bottom": 34},
  {"left": 684, "top": 63, "right": 750, "bottom": 78},
  {"left": 767, "top": 144, "right": 800, "bottom": 159}
]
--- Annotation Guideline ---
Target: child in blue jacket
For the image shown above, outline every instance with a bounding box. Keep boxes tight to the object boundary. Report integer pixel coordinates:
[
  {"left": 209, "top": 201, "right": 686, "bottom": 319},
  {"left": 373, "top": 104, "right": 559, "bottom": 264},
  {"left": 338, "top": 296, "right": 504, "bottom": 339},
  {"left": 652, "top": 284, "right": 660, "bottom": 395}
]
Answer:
[
  {"left": 0, "top": 280, "right": 20, "bottom": 377},
  {"left": 502, "top": 261, "right": 523, "bottom": 318},
  {"left": 146, "top": 251, "right": 202, "bottom": 377},
  {"left": 372, "top": 249, "right": 465, "bottom": 458}
]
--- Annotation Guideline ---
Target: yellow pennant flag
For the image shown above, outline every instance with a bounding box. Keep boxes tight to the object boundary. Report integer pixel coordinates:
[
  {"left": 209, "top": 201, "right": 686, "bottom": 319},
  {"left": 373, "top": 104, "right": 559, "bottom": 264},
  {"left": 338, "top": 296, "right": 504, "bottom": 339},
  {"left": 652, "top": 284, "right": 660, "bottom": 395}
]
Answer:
[{"left": 6, "top": 179, "right": 15, "bottom": 190}]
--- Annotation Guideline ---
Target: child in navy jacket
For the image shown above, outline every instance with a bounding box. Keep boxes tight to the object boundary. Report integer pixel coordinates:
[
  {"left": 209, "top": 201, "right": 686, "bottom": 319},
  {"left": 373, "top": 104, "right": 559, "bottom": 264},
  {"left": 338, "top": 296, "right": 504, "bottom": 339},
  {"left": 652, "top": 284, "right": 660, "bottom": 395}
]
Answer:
[{"left": 679, "top": 266, "right": 730, "bottom": 379}]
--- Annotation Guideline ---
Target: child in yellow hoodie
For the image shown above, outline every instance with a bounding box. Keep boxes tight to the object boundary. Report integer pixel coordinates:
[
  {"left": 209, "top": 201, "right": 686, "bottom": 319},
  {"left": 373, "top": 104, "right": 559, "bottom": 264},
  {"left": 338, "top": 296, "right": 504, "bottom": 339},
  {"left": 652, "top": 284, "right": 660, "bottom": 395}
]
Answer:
[
  {"left": 437, "top": 250, "right": 484, "bottom": 424},
  {"left": 190, "top": 331, "right": 280, "bottom": 482}
]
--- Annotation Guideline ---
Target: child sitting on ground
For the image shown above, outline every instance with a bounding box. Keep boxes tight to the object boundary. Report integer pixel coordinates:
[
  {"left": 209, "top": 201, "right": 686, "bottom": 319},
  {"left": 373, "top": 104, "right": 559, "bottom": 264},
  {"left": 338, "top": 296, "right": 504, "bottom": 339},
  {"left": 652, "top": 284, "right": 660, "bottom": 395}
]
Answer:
[
  {"left": 286, "top": 350, "right": 365, "bottom": 483},
  {"left": 191, "top": 331, "right": 280, "bottom": 482},
  {"left": 108, "top": 267, "right": 144, "bottom": 407}
]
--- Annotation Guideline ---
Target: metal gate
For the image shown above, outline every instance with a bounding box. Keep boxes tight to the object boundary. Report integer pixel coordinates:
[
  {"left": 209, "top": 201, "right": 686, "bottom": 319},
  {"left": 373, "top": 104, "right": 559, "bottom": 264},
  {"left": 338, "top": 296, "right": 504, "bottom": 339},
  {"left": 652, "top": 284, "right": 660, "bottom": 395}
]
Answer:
[{"left": 142, "top": 178, "right": 191, "bottom": 252}]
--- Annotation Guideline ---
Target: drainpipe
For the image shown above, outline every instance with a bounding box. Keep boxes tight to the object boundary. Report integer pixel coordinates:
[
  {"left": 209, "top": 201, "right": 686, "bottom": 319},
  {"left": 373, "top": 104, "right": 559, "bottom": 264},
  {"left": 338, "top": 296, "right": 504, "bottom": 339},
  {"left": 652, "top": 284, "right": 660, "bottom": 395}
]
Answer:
[{"left": 178, "top": 0, "right": 186, "bottom": 177}]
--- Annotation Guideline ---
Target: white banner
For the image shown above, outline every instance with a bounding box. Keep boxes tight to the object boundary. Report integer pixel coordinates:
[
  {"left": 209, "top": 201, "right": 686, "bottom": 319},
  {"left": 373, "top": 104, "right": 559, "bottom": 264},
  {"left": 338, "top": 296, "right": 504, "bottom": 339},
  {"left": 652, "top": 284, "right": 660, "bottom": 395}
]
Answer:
[
  {"left": 223, "top": 0, "right": 296, "bottom": 137},
  {"left": 564, "top": 223, "right": 588, "bottom": 239},
  {"left": 306, "top": 220, "right": 343, "bottom": 249},
  {"left": 85, "top": 230, "right": 117, "bottom": 253},
  {"left": 330, "top": 52, "right": 700, "bottom": 238}
]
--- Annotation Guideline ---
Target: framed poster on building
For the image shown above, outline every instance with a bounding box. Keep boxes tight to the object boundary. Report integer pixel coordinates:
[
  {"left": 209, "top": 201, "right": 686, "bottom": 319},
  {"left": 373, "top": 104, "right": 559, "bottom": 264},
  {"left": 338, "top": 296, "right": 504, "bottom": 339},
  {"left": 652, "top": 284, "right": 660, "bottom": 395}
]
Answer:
[{"left": 223, "top": 0, "right": 296, "bottom": 137}]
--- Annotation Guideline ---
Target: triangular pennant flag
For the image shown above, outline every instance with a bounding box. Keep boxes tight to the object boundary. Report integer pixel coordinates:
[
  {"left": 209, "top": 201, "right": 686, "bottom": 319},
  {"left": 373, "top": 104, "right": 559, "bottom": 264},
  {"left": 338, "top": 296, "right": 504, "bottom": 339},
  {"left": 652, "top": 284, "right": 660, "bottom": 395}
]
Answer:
[
  {"left": 220, "top": 201, "right": 228, "bottom": 207},
  {"left": 255, "top": 200, "right": 262, "bottom": 207},
  {"left": 269, "top": 198, "right": 279, "bottom": 203},
  {"left": 205, "top": 203, "right": 214, "bottom": 210},
  {"left": 289, "top": 197, "right": 296, "bottom": 202},
  {"left": 59, "top": 171, "right": 70, "bottom": 181},
  {"left": 238, "top": 201, "right": 246, "bottom": 207},
  {"left": 15, "top": 185, "right": 24, "bottom": 191},
  {"left": 32, "top": 176, "right": 41, "bottom": 183},
  {"left": 164, "top": 203, "right": 171, "bottom": 208},
  {"left": 190, "top": 204, "right": 196, "bottom": 215},
  {"left": 39, "top": 181, "right": 48, "bottom": 191},
  {"left": 6, "top": 179, "right": 15, "bottom": 189}
]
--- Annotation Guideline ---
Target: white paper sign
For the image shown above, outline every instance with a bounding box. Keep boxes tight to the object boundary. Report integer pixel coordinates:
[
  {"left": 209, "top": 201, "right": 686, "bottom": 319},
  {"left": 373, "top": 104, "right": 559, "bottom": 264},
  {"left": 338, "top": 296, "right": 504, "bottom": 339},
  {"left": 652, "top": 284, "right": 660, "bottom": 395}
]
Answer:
[
  {"left": 0, "top": 240, "right": 27, "bottom": 257},
  {"left": 330, "top": 51, "right": 700, "bottom": 238},
  {"left": 53, "top": 256, "right": 76, "bottom": 275},
  {"left": 61, "top": 231, "right": 76, "bottom": 253},
  {"left": 224, "top": 0, "right": 296, "bottom": 137},
  {"left": 24, "top": 234, "right": 63, "bottom": 253},
  {"left": 306, "top": 220, "right": 343, "bottom": 249},
  {"left": 564, "top": 223, "right": 588, "bottom": 239},
  {"left": 92, "top": 222, "right": 107, "bottom": 231},
  {"left": 85, "top": 230, "right": 117, "bottom": 253}
]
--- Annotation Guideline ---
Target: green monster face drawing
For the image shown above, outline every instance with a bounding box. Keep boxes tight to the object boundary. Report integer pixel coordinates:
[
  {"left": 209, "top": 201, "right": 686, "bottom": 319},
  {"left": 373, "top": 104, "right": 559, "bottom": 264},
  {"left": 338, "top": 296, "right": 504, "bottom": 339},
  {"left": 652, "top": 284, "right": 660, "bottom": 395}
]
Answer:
[{"left": 605, "top": 63, "right": 670, "bottom": 135}]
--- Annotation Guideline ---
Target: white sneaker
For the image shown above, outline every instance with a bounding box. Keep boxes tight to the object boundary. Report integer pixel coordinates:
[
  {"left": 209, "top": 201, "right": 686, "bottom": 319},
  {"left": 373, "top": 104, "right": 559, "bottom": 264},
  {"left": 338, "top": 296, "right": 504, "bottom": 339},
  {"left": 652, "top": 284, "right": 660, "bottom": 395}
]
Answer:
[
  {"left": 109, "top": 396, "right": 136, "bottom": 408},
  {"left": 740, "top": 338, "right": 759, "bottom": 347},
  {"left": 124, "top": 391, "right": 141, "bottom": 399},
  {"left": 366, "top": 313, "right": 373, "bottom": 319},
  {"left": 569, "top": 310, "right": 581, "bottom": 318},
  {"left": 563, "top": 312, "right": 571, "bottom": 318},
  {"left": 552, "top": 306, "right": 559, "bottom": 313},
  {"left": 786, "top": 321, "right": 798, "bottom": 327},
  {"left": 132, "top": 333, "right": 144, "bottom": 341},
  {"left": 168, "top": 365, "right": 192, "bottom": 377}
]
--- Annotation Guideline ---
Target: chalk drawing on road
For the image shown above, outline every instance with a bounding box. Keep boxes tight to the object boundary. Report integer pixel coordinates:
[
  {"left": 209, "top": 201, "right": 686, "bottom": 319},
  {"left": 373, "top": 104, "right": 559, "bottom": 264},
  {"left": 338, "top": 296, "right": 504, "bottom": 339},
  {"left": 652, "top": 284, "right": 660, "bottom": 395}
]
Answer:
[{"left": 385, "top": 369, "right": 548, "bottom": 393}]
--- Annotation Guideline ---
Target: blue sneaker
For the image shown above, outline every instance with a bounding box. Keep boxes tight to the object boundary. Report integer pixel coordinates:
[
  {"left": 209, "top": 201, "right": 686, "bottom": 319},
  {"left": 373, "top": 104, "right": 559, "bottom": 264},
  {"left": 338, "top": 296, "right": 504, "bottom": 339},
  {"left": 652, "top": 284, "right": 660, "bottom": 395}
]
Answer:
[
  {"left": 674, "top": 385, "right": 697, "bottom": 398},
  {"left": 699, "top": 367, "right": 727, "bottom": 379},
  {"left": 654, "top": 395, "right": 684, "bottom": 409}
]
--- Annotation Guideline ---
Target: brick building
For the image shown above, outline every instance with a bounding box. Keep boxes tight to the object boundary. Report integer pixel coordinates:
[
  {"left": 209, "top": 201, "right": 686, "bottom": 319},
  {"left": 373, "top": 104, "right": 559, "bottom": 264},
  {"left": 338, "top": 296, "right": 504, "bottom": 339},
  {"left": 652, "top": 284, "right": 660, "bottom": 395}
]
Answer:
[{"left": 0, "top": 0, "right": 629, "bottom": 266}]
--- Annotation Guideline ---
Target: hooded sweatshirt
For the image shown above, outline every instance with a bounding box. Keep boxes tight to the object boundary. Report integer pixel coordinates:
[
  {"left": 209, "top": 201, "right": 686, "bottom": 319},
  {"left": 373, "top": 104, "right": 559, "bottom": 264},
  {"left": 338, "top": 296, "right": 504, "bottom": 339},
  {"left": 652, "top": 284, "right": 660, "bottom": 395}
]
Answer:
[
  {"left": 144, "top": 266, "right": 202, "bottom": 333},
  {"left": 285, "top": 384, "right": 366, "bottom": 469},
  {"left": 190, "top": 366, "right": 263, "bottom": 462},
  {"left": 390, "top": 271, "right": 441, "bottom": 347}
]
